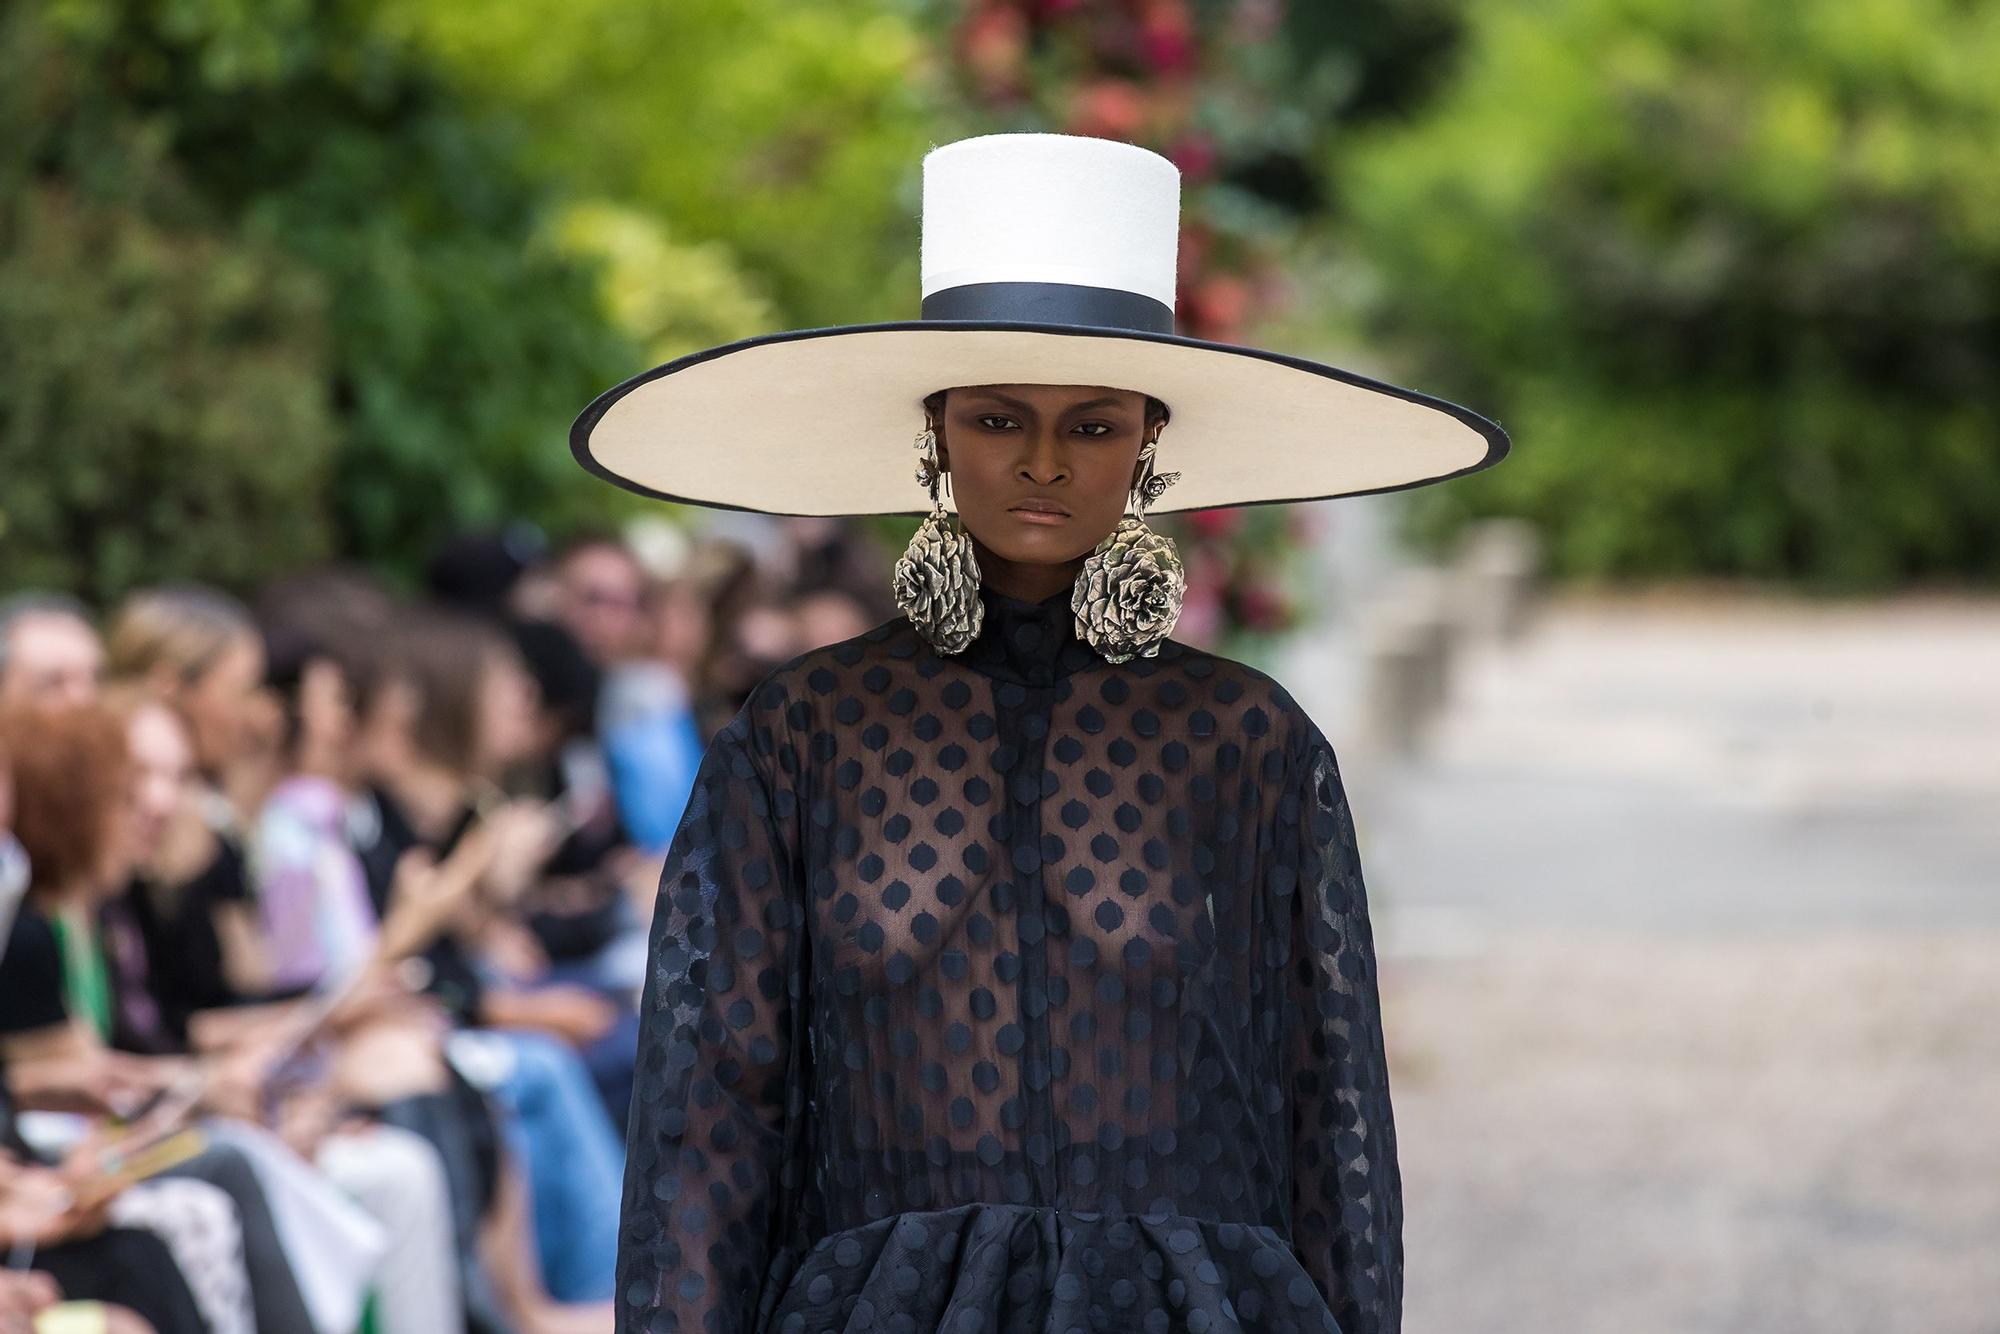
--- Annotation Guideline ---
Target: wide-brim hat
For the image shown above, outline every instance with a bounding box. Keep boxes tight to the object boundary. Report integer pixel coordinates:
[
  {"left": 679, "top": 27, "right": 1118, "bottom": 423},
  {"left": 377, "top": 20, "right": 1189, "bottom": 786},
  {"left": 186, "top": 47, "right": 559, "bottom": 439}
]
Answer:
[{"left": 571, "top": 132, "right": 1508, "bottom": 518}]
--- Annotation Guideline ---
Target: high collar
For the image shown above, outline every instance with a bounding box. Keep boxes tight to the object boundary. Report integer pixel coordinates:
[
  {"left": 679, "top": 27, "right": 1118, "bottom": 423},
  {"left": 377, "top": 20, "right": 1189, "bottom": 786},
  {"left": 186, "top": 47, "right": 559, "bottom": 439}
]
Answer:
[{"left": 957, "top": 582, "right": 1104, "bottom": 686}]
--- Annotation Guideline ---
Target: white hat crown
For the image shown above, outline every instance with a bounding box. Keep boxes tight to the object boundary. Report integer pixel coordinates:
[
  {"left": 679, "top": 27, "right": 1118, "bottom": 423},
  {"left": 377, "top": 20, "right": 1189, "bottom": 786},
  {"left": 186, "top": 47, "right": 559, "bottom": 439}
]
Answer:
[{"left": 920, "top": 133, "right": 1182, "bottom": 331}]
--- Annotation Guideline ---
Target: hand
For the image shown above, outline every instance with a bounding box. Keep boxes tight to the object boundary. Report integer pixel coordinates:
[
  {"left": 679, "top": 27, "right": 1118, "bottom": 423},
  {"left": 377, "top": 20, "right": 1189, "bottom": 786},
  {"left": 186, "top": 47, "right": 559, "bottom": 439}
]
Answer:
[
  {"left": 97, "top": 1051, "right": 187, "bottom": 1120},
  {"left": 198, "top": 1043, "right": 275, "bottom": 1121},
  {"left": 324, "top": 959, "right": 417, "bottom": 1031},
  {"left": 0, "top": 1162, "right": 105, "bottom": 1247},
  {"left": 515, "top": 984, "right": 619, "bottom": 1047},
  {"left": 376, "top": 844, "right": 476, "bottom": 960},
  {"left": 272, "top": 1086, "right": 342, "bottom": 1159},
  {"left": 0, "top": 1269, "right": 64, "bottom": 1324},
  {"left": 478, "top": 800, "right": 567, "bottom": 906},
  {"left": 479, "top": 915, "right": 548, "bottom": 980}
]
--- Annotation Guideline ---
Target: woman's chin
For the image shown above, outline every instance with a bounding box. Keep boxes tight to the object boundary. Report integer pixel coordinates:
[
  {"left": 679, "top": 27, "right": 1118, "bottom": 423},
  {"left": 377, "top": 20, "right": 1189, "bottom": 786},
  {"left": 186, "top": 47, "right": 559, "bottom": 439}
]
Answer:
[{"left": 972, "top": 521, "right": 1101, "bottom": 565}]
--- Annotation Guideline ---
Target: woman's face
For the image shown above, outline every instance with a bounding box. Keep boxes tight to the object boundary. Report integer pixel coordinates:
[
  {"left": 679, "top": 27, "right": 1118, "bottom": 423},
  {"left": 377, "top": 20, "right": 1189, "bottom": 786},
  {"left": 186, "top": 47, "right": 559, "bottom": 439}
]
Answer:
[
  {"left": 179, "top": 633, "right": 269, "bottom": 770},
  {"left": 125, "top": 701, "right": 195, "bottom": 863},
  {"left": 297, "top": 658, "right": 358, "bottom": 775},
  {"left": 938, "top": 383, "right": 1152, "bottom": 580},
  {"left": 474, "top": 650, "right": 543, "bottom": 777},
  {"left": 647, "top": 580, "right": 711, "bottom": 676},
  {"left": 353, "top": 673, "right": 419, "bottom": 782}
]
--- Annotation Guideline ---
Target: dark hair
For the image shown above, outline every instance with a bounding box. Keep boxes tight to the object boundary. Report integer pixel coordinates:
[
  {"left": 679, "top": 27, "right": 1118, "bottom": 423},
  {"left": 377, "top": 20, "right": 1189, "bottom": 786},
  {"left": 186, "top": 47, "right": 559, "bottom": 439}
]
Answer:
[
  {"left": 254, "top": 568, "right": 394, "bottom": 756},
  {"left": 508, "top": 618, "right": 599, "bottom": 741},
  {"left": 426, "top": 526, "right": 547, "bottom": 618},
  {"left": 388, "top": 606, "right": 521, "bottom": 776}
]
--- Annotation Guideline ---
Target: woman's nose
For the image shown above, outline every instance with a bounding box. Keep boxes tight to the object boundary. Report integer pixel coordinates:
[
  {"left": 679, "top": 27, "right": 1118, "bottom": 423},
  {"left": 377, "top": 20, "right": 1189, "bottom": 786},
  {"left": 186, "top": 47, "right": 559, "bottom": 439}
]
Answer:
[{"left": 1019, "top": 433, "right": 1068, "bottom": 482}]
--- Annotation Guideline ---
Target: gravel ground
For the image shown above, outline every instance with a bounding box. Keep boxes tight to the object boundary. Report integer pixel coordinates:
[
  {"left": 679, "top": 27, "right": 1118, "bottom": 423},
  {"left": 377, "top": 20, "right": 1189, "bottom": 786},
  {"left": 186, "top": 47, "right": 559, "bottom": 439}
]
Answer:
[
  {"left": 1331, "top": 591, "right": 2000, "bottom": 1333},
  {"left": 1380, "top": 932, "right": 2000, "bottom": 1334}
]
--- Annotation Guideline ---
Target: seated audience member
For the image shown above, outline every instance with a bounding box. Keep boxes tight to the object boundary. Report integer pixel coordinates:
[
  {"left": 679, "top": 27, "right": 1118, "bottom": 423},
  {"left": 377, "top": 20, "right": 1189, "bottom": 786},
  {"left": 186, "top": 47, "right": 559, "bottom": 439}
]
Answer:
[
  {"left": 0, "top": 701, "right": 309, "bottom": 1334},
  {"left": 546, "top": 535, "right": 710, "bottom": 854},
  {"left": 249, "top": 578, "right": 617, "bottom": 1332},
  {"left": 499, "top": 620, "right": 649, "bottom": 1040},
  {"left": 0, "top": 594, "right": 103, "bottom": 712},
  {"left": 4, "top": 719, "right": 200, "bottom": 1334},
  {"left": 104, "top": 587, "right": 286, "bottom": 1011},
  {"left": 114, "top": 685, "right": 468, "bottom": 1334},
  {"left": 348, "top": 607, "right": 628, "bottom": 1305}
]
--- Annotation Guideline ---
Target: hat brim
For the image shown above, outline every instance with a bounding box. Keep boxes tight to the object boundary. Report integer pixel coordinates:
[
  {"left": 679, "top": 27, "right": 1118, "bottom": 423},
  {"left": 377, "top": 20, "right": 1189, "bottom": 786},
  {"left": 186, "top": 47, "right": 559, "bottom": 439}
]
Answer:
[{"left": 572, "top": 321, "right": 1508, "bottom": 517}]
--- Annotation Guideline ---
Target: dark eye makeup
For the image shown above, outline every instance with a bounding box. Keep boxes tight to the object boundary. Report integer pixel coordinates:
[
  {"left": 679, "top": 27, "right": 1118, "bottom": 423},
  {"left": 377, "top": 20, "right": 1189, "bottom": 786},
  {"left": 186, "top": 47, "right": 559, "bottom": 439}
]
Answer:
[{"left": 971, "top": 414, "right": 1118, "bottom": 437}]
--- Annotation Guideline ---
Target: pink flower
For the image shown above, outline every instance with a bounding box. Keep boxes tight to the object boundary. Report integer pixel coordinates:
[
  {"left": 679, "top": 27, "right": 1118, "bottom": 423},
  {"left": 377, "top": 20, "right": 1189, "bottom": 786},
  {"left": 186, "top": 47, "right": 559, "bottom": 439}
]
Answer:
[
  {"left": 959, "top": 8, "right": 1029, "bottom": 97},
  {"left": 1168, "top": 131, "right": 1217, "bottom": 182},
  {"left": 1233, "top": 580, "right": 1287, "bottom": 632},
  {"left": 1188, "top": 273, "right": 1253, "bottom": 341},
  {"left": 1068, "top": 79, "right": 1149, "bottom": 139},
  {"left": 1139, "top": 9, "right": 1198, "bottom": 74},
  {"left": 1184, "top": 507, "right": 1242, "bottom": 540}
]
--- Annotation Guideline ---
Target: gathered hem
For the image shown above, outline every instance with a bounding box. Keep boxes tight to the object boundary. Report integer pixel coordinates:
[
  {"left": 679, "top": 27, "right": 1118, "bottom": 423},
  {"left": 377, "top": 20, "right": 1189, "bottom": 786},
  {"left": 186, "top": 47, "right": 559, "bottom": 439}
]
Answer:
[{"left": 755, "top": 1200, "right": 1342, "bottom": 1334}]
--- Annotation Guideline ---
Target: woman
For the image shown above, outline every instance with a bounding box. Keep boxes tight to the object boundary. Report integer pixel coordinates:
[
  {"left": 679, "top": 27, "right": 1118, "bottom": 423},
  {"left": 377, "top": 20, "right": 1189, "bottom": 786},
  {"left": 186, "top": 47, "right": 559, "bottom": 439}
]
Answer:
[
  {"left": 2, "top": 711, "right": 204, "bottom": 1334},
  {"left": 104, "top": 587, "right": 285, "bottom": 1017},
  {"left": 0, "top": 700, "right": 290, "bottom": 1334},
  {"left": 350, "top": 607, "right": 631, "bottom": 1307},
  {"left": 581, "top": 134, "right": 1509, "bottom": 1334},
  {"left": 117, "top": 685, "right": 473, "bottom": 1334}
]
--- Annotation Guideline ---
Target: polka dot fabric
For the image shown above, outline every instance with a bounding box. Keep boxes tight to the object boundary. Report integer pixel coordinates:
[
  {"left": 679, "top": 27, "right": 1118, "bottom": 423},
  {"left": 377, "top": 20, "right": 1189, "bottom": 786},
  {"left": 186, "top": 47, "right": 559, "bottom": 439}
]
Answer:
[{"left": 616, "top": 583, "right": 1402, "bottom": 1334}]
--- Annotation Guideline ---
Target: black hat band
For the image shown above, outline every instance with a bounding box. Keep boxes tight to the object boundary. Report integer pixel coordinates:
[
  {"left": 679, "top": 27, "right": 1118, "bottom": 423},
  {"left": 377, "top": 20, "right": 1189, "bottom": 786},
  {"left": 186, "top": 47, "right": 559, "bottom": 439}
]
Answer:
[{"left": 920, "top": 281, "right": 1175, "bottom": 336}]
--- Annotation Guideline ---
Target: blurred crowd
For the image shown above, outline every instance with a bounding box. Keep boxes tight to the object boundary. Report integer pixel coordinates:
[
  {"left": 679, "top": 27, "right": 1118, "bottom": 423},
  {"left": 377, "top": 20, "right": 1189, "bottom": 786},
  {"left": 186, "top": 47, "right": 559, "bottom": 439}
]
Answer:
[{"left": 0, "top": 515, "right": 891, "bottom": 1334}]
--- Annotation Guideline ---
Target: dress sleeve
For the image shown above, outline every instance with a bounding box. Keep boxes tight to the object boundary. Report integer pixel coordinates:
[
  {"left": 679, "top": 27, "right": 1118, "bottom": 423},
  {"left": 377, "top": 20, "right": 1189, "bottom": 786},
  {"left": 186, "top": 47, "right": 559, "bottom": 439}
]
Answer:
[
  {"left": 1281, "top": 723, "right": 1404, "bottom": 1334},
  {"left": 615, "top": 698, "right": 812, "bottom": 1334}
]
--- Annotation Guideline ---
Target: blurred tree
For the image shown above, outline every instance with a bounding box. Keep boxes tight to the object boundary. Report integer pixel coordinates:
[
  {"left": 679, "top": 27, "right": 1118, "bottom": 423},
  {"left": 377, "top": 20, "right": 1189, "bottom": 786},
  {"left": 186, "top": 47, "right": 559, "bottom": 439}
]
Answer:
[
  {"left": 1336, "top": 0, "right": 2000, "bottom": 589},
  {"left": 1, "top": 0, "right": 640, "bottom": 592},
  {"left": 0, "top": 186, "right": 337, "bottom": 601},
  {"left": 1276, "top": 0, "right": 1465, "bottom": 130},
  {"left": 552, "top": 203, "right": 779, "bottom": 366},
  {"left": 0, "top": 4, "right": 337, "bottom": 601},
  {"left": 390, "top": 0, "right": 938, "bottom": 329},
  {"left": 390, "top": 0, "right": 948, "bottom": 551}
]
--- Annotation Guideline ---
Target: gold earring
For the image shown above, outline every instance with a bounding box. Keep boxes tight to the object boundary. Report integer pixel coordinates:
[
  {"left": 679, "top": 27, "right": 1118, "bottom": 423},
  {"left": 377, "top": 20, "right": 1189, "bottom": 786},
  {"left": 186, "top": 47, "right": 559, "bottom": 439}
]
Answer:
[
  {"left": 892, "top": 421, "right": 984, "bottom": 654},
  {"left": 1072, "top": 425, "right": 1185, "bottom": 663}
]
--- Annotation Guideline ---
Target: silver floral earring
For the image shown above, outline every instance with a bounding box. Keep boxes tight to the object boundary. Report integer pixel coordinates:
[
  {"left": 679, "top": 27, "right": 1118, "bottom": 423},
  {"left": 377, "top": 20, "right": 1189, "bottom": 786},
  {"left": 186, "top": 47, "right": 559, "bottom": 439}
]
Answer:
[
  {"left": 1073, "top": 423, "right": 1185, "bottom": 663},
  {"left": 892, "top": 419, "right": 984, "bottom": 654}
]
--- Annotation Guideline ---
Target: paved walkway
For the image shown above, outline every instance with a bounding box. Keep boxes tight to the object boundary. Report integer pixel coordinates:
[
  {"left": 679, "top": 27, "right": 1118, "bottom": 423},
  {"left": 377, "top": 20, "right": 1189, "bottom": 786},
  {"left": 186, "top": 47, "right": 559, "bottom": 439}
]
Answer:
[{"left": 1332, "top": 590, "right": 2000, "bottom": 1333}]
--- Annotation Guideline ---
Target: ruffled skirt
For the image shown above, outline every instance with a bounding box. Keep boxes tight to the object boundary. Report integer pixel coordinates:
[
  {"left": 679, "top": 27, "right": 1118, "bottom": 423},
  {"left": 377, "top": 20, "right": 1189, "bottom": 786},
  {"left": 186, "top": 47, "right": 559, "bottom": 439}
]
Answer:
[{"left": 754, "top": 1202, "right": 1343, "bottom": 1334}]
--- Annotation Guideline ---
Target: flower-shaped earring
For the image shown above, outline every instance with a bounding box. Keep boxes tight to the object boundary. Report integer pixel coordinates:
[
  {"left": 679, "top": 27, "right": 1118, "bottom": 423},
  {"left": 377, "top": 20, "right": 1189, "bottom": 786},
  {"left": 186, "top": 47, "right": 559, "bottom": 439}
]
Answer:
[
  {"left": 1072, "top": 426, "right": 1185, "bottom": 663},
  {"left": 891, "top": 421, "right": 984, "bottom": 654}
]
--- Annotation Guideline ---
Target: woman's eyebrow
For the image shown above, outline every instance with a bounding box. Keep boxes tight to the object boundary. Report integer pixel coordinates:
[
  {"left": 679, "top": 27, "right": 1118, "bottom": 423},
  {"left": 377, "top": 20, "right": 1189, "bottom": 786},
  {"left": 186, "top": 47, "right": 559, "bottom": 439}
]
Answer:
[{"left": 967, "top": 392, "right": 1128, "bottom": 415}]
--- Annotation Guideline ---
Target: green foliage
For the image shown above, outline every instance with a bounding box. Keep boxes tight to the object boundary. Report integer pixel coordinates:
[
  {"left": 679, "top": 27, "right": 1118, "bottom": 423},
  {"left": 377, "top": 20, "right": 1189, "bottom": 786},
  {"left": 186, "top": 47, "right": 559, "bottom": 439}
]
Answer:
[
  {"left": 393, "top": 0, "right": 938, "bottom": 329},
  {"left": 552, "top": 203, "right": 778, "bottom": 365},
  {"left": 1337, "top": 0, "right": 2000, "bottom": 589},
  {"left": 0, "top": 184, "right": 338, "bottom": 601},
  {"left": 0, "top": 4, "right": 338, "bottom": 601},
  {"left": 3, "top": 0, "right": 642, "bottom": 593}
]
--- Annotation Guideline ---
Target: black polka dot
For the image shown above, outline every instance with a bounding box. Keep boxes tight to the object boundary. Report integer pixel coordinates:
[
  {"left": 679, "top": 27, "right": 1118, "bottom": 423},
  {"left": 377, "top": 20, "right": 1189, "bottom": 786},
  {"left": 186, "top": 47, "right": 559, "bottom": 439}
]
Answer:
[{"left": 620, "top": 586, "right": 1398, "bottom": 1334}]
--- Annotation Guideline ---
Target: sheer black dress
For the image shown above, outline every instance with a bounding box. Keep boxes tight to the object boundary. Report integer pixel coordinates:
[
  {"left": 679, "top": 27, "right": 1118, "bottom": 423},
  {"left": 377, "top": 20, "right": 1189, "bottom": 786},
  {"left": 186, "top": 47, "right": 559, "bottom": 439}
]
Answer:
[{"left": 616, "top": 581, "right": 1403, "bottom": 1334}]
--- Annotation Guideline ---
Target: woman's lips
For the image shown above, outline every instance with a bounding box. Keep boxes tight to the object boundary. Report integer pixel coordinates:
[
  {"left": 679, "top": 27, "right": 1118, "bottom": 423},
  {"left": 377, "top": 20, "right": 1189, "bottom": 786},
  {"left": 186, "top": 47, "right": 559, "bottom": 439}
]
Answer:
[{"left": 1009, "top": 501, "right": 1070, "bottom": 525}]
